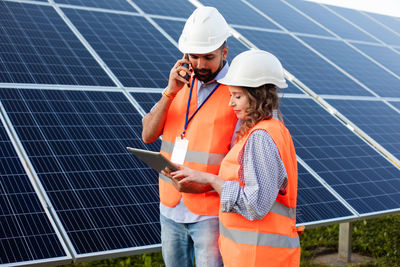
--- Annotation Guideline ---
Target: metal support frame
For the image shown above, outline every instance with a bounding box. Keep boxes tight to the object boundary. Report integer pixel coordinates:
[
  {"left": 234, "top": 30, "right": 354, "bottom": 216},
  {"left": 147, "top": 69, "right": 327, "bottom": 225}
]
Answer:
[{"left": 338, "top": 222, "right": 353, "bottom": 263}]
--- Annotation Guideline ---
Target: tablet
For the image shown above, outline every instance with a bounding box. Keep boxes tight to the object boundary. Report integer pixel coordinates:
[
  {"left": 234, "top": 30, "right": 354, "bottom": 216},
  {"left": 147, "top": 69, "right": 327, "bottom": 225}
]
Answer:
[{"left": 126, "top": 147, "right": 179, "bottom": 173}]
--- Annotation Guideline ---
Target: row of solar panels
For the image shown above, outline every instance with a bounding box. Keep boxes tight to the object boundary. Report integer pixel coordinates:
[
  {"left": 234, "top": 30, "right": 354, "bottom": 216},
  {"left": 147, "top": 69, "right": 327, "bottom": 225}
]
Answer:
[{"left": 0, "top": 0, "right": 399, "bottom": 265}]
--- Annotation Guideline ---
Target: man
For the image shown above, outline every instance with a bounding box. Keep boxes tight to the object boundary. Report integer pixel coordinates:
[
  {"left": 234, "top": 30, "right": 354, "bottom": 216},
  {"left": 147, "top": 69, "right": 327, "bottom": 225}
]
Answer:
[{"left": 142, "top": 6, "right": 238, "bottom": 267}]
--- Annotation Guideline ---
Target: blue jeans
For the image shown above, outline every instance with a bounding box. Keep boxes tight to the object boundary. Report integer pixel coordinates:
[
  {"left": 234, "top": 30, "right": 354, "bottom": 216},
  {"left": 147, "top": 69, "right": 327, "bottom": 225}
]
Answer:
[{"left": 160, "top": 214, "right": 223, "bottom": 267}]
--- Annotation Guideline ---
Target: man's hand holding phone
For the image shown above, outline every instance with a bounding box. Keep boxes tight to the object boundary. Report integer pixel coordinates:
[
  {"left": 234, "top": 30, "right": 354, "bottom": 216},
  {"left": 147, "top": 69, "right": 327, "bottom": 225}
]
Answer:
[{"left": 166, "top": 54, "right": 192, "bottom": 97}]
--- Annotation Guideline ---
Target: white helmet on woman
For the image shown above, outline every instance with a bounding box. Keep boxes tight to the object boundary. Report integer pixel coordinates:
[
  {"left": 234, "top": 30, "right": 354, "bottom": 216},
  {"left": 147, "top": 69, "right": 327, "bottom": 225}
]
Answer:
[
  {"left": 218, "top": 49, "right": 288, "bottom": 88},
  {"left": 178, "top": 6, "right": 230, "bottom": 54}
]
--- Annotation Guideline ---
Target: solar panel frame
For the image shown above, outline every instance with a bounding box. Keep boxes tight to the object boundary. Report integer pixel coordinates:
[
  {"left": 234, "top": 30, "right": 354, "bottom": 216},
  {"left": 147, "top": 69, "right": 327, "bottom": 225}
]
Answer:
[{"left": 389, "top": 101, "right": 400, "bottom": 111}]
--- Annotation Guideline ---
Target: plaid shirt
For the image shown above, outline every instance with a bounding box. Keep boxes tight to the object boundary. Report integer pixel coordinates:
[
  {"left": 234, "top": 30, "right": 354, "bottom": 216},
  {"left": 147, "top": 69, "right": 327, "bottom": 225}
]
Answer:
[{"left": 220, "top": 130, "right": 288, "bottom": 221}]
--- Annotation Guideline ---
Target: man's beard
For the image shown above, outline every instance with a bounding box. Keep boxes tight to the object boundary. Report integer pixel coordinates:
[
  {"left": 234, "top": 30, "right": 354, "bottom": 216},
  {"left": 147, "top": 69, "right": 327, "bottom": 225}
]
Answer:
[
  {"left": 193, "top": 59, "right": 225, "bottom": 83},
  {"left": 193, "top": 68, "right": 217, "bottom": 83}
]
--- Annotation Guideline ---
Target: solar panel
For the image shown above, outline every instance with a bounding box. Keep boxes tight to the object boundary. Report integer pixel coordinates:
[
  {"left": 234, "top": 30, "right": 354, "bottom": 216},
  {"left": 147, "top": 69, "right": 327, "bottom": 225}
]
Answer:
[
  {"left": 235, "top": 28, "right": 373, "bottom": 96},
  {"left": 350, "top": 42, "right": 400, "bottom": 76},
  {"left": 61, "top": 7, "right": 180, "bottom": 89},
  {"left": 0, "top": 88, "right": 162, "bottom": 257},
  {"left": 366, "top": 12, "right": 400, "bottom": 36},
  {"left": 286, "top": 0, "right": 377, "bottom": 43},
  {"left": 151, "top": 18, "right": 185, "bottom": 44},
  {"left": 300, "top": 36, "right": 400, "bottom": 98},
  {"left": 132, "top": 0, "right": 196, "bottom": 18},
  {"left": 0, "top": 111, "right": 70, "bottom": 265},
  {"left": 0, "top": 1, "right": 115, "bottom": 86},
  {"left": 131, "top": 92, "right": 162, "bottom": 114},
  {"left": 199, "top": 0, "right": 279, "bottom": 29},
  {"left": 296, "top": 163, "right": 354, "bottom": 225},
  {"left": 281, "top": 97, "right": 400, "bottom": 215},
  {"left": 1, "top": 0, "right": 400, "bottom": 264},
  {"left": 326, "top": 99, "right": 400, "bottom": 159},
  {"left": 249, "top": 0, "right": 333, "bottom": 37},
  {"left": 327, "top": 5, "right": 400, "bottom": 46},
  {"left": 54, "top": 0, "right": 138, "bottom": 12}
]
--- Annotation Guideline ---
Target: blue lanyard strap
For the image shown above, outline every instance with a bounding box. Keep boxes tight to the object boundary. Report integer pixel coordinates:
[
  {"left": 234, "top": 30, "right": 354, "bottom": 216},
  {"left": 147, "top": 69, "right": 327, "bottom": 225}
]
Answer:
[{"left": 182, "top": 78, "right": 220, "bottom": 137}]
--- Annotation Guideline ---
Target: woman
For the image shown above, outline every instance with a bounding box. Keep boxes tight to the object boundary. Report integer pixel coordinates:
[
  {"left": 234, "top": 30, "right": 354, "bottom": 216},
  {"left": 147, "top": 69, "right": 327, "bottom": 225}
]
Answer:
[{"left": 168, "top": 50, "right": 300, "bottom": 267}]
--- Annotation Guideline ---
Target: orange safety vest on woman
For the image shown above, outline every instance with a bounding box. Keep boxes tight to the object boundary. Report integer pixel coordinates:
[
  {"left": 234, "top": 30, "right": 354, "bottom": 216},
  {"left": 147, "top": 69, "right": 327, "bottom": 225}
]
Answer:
[
  {"left": 218, "top": 119, "right": 300, "bottom": 267},
  {"left": 159, "top": 77, "right": 237, "bottom": 215}
]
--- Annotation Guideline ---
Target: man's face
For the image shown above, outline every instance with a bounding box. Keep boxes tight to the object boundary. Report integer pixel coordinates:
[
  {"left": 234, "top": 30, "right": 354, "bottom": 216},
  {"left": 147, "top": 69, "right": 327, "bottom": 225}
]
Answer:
[{"left": 188, "top": 46, "right": 228, "bottom": 83}]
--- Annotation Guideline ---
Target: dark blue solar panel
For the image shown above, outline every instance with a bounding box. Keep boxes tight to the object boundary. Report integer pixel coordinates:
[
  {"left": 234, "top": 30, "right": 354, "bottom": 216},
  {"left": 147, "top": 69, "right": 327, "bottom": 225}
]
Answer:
[
  {"left": 133, "top": 0, "right": 195, "bottom": 18},
  {"left": 301, "top": 36, "right": 400, "bottom": 98},
  {"left": 326, "top": 99, "right": 400, "bottom": 160},
  {"left": 0, "top": 88, "right": 162, "bottom": 255},
  {"left": 328, "top": 5, "right": 400, "bottom": 46},
  {"left": 235, "top": 29, "right": 373, "bottom": 96},
  {"left": 367, "top": 12, "right": 400, "bottom": 36},
  {"left": 0, "top": 1, "right": 114, "bottom": 86},
  {"left": 152, "top": 18, "right": 185, "bottom": 43},
  {"left": 296, "top": 164, "right": 354, "bottom": 225},
  {"left": 281, "top": 97, "right": 400, "bottom": 215},
  {"left": 199, "top": 0, "right": 279, "bottom": 29},
  {"left": 131, "top": 92, "right": 161, "bottom": 114},
  {"left": 153, "top": 18, "right": 248, "bottom": 63},
  {"left": 248, "top": 0, "right": 332, "bottom": 37},
  {"left": 55, "top": 0, "right": 138, "bottom": 12},
  {"left": 351, "top": 43, "right": 400, "bottom": 77},
  {"left": 286, "top": 0, "right": 377, "bottom": 43},
  {"left": 0, "top": 116, "right": 68, "bottom": 265},
  {"left": 62, "top": 8, "right": 180, "bottom": 88}
]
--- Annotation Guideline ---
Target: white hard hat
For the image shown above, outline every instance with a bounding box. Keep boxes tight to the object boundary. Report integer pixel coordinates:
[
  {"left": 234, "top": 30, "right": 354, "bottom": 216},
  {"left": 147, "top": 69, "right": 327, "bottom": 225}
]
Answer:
[
  {"left": 178, "top": 6, "right": 230, "bottom": 54},
  {"left": 218, "top": 49, "right": 288, "bottom": 88}
]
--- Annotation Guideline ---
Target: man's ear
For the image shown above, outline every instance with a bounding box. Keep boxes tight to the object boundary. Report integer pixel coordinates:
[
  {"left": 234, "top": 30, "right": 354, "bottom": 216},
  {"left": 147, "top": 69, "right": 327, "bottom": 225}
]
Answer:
[{"left": 222, "top": 46, "right": 228, "bottom": 61}]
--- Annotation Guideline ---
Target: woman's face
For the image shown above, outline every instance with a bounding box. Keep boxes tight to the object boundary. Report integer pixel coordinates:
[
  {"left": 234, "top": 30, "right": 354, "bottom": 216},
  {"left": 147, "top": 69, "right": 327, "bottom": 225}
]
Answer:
[{"left": 228, "top": 86, "right": 250, "bottom": 120}]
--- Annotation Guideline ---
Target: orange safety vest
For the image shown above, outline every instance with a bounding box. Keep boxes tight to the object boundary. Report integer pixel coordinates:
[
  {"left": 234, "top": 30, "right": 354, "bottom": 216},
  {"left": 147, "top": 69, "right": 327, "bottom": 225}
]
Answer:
[
  {"left": 159, "top": 77, "right": 237, "bottom": 215},
  {"left": 218, "top": 119, "right": 300, "bottom": 267}
]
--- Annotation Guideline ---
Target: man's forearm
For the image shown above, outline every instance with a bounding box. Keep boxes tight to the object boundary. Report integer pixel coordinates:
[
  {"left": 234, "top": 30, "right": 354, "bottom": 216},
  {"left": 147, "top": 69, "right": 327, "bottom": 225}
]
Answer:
[{"left": 142, "top": 95, "right": 173, "bottom": 143}]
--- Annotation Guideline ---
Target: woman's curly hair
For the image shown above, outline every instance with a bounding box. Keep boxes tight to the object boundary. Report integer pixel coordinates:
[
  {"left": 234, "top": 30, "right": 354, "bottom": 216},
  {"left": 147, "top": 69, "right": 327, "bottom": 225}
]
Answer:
[{"left": 235, "top": 84, "right": 281, "bottom": 141}]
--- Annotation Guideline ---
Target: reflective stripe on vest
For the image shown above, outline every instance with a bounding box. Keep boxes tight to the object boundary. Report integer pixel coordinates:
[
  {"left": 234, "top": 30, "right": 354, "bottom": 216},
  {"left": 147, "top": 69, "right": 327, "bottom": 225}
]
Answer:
[
  {"left": 271, "top": 200, "right": 296, "bottom": 219},
  {"left": 161, "top": 140, "right": 226, "bottom": 165},
  {"left": 220, "top": 221, "right": 300, "bottom": 249},
  {"left": 160, "top": 173, "right": 172, "bottom": 183}
]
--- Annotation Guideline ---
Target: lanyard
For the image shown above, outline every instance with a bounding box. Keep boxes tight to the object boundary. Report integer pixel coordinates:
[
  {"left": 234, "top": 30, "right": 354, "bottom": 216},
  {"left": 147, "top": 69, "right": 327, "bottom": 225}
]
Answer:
[{"left": 182, "top": 78, "right": 220, "bottom": 137}]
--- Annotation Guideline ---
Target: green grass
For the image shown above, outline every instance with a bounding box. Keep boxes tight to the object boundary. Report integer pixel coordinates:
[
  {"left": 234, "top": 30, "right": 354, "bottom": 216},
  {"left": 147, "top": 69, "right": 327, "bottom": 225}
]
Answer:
[{"left": 64, "top": 215, "right": 400, "bottom": 267}]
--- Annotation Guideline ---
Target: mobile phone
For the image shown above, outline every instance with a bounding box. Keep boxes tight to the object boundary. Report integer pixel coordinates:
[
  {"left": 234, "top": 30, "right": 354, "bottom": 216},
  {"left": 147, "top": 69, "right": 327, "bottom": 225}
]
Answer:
[{"left": 180, "top": 54, "right": 190, "bottom": 82}]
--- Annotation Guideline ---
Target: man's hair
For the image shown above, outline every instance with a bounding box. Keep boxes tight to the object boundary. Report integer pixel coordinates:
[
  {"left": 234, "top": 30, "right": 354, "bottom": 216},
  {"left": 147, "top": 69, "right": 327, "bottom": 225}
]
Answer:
[{"left": 235, "top": 84, "right": 280, "bottom": 141}]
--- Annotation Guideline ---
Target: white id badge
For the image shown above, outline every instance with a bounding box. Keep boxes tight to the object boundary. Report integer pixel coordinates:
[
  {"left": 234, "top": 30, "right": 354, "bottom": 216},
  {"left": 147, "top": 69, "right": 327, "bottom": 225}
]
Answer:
[{"left": 170, "top": 137, "right": 189, "bottom": 164}]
